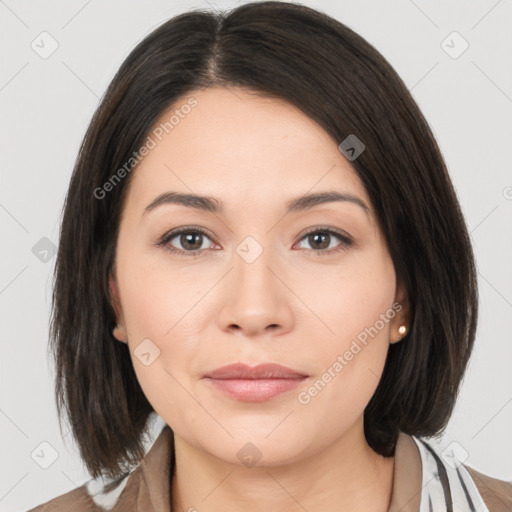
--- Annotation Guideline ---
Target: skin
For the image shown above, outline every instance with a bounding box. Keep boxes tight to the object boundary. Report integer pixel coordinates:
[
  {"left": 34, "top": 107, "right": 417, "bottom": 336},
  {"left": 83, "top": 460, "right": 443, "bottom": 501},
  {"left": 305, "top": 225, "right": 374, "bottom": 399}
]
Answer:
[{"left": 109, "top": 86, "right": 410, "bottom": 512}]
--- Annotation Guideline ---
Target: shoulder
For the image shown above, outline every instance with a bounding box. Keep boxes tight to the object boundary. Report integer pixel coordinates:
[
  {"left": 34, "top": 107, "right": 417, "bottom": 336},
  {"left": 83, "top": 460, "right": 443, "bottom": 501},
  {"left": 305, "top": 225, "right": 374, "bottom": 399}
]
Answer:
[
  {"left": 28, "top": 470, "right": 134, "bottom": 511},
  {"left": 463, "top": 464, "right": 512, "bottom": 512},
  {"left": 28, "top": 484, "right": 100, "bottom": 511},
  {"left": 29, "top": 414, "right": 171, "bottom": 511}
]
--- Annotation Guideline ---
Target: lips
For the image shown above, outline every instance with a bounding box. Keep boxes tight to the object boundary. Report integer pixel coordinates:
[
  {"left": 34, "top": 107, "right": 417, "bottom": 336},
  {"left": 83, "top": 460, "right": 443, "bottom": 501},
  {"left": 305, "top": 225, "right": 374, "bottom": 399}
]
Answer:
[
  {"left": 203, "top": 363, "right": 308, "bottom": 380},
  {"left": 202, "top": 363, "right": 309, "bottom": 401}
]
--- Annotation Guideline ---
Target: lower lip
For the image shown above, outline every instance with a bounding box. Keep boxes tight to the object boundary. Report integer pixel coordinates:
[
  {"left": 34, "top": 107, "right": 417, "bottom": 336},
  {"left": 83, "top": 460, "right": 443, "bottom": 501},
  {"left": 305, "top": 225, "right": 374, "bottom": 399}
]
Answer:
[{"left": 203, "top": 377, "right": 307, "bottom": 401}]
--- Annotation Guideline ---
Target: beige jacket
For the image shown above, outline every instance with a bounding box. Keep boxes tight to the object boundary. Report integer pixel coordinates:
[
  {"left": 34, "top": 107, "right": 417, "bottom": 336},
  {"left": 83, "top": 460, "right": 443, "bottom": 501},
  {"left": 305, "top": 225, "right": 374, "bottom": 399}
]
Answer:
[{"left": 29, "top": 423, "right": 512, "bottom": 511}]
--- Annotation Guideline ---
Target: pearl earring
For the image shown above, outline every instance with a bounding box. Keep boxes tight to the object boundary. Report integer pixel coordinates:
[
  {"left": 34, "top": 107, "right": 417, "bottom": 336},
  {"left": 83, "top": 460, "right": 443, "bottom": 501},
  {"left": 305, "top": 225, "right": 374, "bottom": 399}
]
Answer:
[{"left": 398, "top": 325, "right": 407, "bottom": 336}]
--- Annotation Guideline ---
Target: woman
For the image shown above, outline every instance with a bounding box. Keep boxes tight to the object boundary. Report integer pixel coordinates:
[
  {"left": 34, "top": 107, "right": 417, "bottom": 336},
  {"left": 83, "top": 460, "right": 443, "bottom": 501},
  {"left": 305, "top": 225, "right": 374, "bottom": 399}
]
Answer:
[{"left": 30, "top": 1, "right": 511, "bottom": 511}]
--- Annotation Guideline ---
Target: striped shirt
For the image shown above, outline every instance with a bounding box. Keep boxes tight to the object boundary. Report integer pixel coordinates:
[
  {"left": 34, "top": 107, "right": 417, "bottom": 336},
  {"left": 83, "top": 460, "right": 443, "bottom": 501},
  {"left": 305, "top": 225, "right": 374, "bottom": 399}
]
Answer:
[{"left": 414, "top": 436, "right": 489, "bottom": 511}]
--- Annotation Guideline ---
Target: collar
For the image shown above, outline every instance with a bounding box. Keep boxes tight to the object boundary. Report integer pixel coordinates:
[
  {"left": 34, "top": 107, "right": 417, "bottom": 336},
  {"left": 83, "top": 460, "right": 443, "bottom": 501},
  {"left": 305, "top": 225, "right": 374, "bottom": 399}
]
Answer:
[{"left": 388, "top": 431, "right": 423, "bottom": 511}]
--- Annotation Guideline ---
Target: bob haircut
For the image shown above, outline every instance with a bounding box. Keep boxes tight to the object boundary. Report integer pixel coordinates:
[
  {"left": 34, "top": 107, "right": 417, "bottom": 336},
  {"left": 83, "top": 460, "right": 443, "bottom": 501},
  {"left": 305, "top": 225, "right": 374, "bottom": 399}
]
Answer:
[{"left": 49, "top": 0, "right": 478, "bottom": 481}]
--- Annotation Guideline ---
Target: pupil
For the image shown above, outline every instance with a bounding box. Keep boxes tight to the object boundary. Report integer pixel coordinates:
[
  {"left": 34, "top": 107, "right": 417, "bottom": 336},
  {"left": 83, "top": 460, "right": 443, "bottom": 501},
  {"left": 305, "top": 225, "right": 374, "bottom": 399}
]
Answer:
[
  {"left": 183, "top": 233, "right": 202, "bottom": 250},
  {"left": 311, "top": 233, "right": 329, "bottom": 250}
]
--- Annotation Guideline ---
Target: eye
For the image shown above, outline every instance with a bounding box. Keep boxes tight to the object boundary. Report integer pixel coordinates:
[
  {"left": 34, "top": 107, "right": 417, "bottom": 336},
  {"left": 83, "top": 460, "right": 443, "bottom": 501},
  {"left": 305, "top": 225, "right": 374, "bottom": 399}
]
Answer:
[
  {"left": 294, "top": 227, "right": 353, "bottom": 255},
  {"left": 157, "top": 227, "right": 216, "bottom": 257}
]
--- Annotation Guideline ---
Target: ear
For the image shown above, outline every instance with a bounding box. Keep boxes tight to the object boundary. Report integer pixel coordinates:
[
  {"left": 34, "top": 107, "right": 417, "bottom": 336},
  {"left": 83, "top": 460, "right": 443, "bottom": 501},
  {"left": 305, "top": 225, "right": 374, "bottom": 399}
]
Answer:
[
  {"left": 389, "top": 278, "right": 410, "bottom": 344},
  {"left": 109, "top": 272, "right": 127, "bottom": 344}
]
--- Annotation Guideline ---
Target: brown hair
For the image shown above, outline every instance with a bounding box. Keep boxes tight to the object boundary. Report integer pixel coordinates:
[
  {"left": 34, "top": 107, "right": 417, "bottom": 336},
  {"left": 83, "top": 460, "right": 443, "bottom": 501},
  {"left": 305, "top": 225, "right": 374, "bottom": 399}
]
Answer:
[{"left": 49, "top": 0, "right": 478, "bottom": 481}]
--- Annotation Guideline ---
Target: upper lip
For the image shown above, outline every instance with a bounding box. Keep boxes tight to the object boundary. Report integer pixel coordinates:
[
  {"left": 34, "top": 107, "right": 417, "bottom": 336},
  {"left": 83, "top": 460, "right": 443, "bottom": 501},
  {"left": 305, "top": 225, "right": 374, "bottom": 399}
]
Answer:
[{"left": 203, "top": 363, "right": 308, "bottom": 380}]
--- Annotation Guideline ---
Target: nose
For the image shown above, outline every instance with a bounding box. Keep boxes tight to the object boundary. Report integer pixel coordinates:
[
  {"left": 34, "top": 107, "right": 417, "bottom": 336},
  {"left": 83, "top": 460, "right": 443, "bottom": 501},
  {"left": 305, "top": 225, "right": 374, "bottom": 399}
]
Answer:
[{"left": 217, "top": 243, "right": 295, "bottom": 338}]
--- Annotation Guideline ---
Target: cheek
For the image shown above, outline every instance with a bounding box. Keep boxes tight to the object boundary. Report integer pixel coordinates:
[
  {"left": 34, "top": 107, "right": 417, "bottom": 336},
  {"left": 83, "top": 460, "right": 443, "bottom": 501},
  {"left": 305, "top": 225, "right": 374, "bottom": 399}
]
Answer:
[
  {"left": 118, "top": 256, "right": 204, "bottom": 421},
  {"left": 296, "top": 251, "right": 396, "bottom": 408},
  {"left": 115, "top": 248, "right": 206, "bottom": 391},
  {"left": 300, "top": 250, "right": 396, "bottom": 347},
  {"left": 119, "top": 248, "right": 207, "bottom": 341}
]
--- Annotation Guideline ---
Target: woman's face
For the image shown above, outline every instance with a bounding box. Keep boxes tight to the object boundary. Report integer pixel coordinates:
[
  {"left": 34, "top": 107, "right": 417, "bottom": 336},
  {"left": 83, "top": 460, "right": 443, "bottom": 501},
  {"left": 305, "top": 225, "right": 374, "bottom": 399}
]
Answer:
[{"left": 110, "top": 86, "right": 408, "bottom": 465}]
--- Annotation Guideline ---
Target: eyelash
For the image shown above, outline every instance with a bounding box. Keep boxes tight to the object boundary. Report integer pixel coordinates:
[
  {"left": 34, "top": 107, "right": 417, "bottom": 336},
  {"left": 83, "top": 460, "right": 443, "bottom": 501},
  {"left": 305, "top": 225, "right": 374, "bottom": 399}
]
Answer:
[{"left": 156, "top": 225, "right": 353, "bottom": 258}]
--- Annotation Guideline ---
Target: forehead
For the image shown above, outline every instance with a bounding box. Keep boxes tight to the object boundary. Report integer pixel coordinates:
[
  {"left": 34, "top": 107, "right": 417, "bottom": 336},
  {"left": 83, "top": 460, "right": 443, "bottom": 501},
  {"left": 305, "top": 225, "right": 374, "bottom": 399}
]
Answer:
[{"left": 126, "top": 86, "right": 370, "bottom": 215}]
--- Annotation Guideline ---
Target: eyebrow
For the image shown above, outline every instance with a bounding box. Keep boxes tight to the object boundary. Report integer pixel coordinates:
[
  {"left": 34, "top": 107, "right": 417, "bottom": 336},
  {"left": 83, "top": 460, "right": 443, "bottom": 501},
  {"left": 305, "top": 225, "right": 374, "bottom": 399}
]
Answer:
[{"left": 143, "top": 190, "right": 370, "bottom": 216}]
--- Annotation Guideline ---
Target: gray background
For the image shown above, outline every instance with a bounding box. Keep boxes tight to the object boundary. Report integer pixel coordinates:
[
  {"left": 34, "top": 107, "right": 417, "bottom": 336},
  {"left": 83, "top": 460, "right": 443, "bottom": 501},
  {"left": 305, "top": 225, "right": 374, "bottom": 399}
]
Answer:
[{"left": 1, "top": 0, "right": 511, "bottom": 510}]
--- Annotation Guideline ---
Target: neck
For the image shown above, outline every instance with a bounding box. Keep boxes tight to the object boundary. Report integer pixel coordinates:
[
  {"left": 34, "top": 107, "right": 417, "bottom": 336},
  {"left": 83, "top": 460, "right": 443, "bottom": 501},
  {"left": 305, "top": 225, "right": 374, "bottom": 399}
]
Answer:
[{"left": 170, "top": 417, "right": 395, "bottom": 512}]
